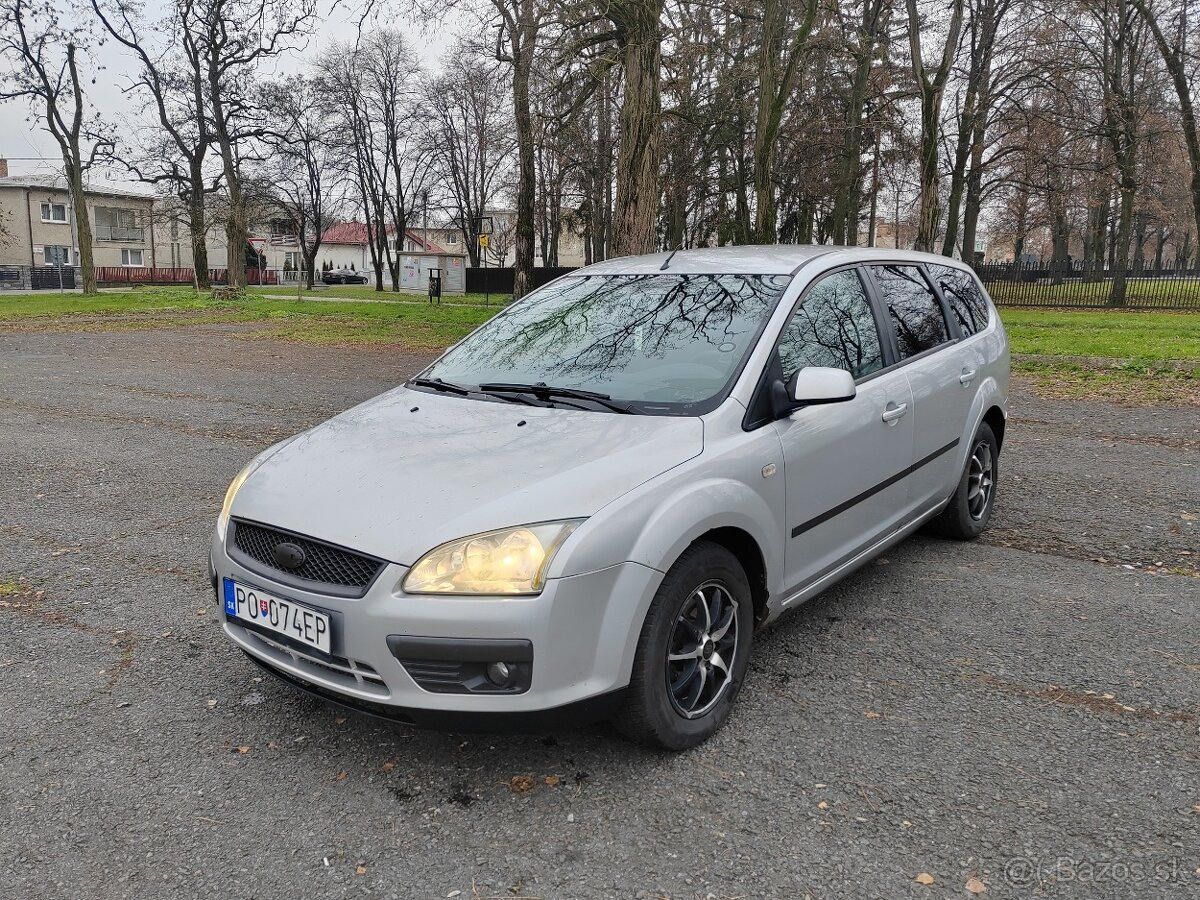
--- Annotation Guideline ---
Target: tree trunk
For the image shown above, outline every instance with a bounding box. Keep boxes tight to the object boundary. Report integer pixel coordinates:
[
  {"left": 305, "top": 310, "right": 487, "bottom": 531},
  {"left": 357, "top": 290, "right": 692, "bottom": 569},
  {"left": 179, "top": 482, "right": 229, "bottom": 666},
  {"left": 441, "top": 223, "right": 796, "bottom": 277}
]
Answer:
[
  {"left": 59, "top": 45, "right": 96, "bottom": 296},
  {"left": 189, "top": 190, "right": 210, "bottom": 289},
  {"left": 210, "top": 72, "right": 247, "bottom": 289},
  {"left": 1109, "top": 169, "right": 1135, "bottom": 306},
  {"left": 1133, "top": 0, "right": 1200, "bottom": 277},
  {"left": 832, "top": 0, "right": 881, "bottom": 246},
  {"left": 753, "top": 0, "right": 817, "bottom": 244},
  {"left": 906, "top": 0, "right": 964, "bottom": 253},
  {"left": 960, "top": 122, "right": 986, "bottom": 264},
  {"left": 941, "top": 87, "right": 976, "bottom": 257},
  {"left": 65, "top": 153, "right": 97, "bottom": 296},
  {"left": 608, "top": 0, "right": 663, "bottom": 256},
  {"left": 508, "top": 5, "right": 537, "bottom": 299}
]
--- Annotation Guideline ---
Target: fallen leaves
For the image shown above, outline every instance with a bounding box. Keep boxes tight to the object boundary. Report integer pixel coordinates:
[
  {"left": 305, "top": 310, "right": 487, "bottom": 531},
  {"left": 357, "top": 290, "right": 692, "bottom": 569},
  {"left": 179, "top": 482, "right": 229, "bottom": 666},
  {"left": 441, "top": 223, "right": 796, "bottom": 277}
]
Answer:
[
  {"left": 816, "top": 800, "right": 830, "bottom": 810},
  {"left": 355, "top": 864, "right": 367, "bottom": 876},
  {"left": 381, "top": 761, "right": 396, "bottom": 773},
  {"left": 509, "top": 775, "right": 536, "bottom": 794},
  {"left": 236, "top": 745, "right": 251, "bottom": 754},
  {"left": 543, "top": 775, "right": 560, "bottom": 787},
  {"left": 914, "top": 872, "right": 935, "bottom": 885},
  {"left": 335, "top": 770, "right": 348, "bottom": 781},
  {"left": 965, "top": 876, "right": 987, "bottom": 894},
  {"left": 864, "top": 710, "right": 882, "bottom": 719}
]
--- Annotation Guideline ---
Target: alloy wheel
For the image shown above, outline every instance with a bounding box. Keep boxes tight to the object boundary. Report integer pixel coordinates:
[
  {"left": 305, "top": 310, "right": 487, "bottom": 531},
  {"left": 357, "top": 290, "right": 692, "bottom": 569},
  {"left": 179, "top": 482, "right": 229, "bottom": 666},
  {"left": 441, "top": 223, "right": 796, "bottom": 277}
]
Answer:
[
  {"left": 967, "top": 439, "right": 994, "bottom": 520},
  {"left": 665, "top": 581, "right": 739, "bottom": 719}
]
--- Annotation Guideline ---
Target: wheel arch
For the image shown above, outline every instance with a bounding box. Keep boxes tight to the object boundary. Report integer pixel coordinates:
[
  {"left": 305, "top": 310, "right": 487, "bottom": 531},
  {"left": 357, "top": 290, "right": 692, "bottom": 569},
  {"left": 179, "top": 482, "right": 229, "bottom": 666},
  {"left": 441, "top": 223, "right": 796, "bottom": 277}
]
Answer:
[
  {"left": 982, "top": 404, "right": 1006, "bottom": 450},
  {"left": 694, "top": 526, "right": 769, "bottom": 625}
]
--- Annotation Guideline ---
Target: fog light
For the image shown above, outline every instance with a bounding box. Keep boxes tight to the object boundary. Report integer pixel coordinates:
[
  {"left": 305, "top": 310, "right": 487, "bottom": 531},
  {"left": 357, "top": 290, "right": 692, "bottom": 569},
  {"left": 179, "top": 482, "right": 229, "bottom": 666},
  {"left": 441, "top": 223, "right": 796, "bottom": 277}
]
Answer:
[{"left": 486, "top": 661, "right": 513, "bottom": 687}]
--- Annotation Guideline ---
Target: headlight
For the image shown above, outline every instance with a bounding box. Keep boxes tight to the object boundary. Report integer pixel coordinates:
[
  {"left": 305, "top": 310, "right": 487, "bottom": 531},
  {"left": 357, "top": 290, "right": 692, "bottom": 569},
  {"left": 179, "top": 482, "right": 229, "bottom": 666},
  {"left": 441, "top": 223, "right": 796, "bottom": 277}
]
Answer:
[
  {"left": 403, "top": 520, "right": 583, "bottom": 595},
  {"left": 216, "top": 461, "right": 258, "bottom": 541}
]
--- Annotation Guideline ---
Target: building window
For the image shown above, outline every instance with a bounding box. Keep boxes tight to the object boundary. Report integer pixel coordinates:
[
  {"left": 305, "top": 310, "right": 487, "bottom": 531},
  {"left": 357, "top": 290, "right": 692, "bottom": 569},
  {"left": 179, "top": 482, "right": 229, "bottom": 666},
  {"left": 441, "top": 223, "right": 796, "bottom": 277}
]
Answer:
[
  {"left": 121, "top": 248, "right": 145, "bottom": 267},
  {"left": 446, "top": 233, "right": 458, "bottom": 245},
  {"left": 284, "top": 251, "right": 301, "bottom": 270},
  {"left": 40, "top": 202, "right": 68, "bottom": 223},
  {"left": 268, "top": 219, "right": 297, "bottom": 240},
  {"left": 42, "top": 245, "right": 71, "bottom": 265},
  {"left": 95, "top": 207, "right": 144, "bottom": 241}
]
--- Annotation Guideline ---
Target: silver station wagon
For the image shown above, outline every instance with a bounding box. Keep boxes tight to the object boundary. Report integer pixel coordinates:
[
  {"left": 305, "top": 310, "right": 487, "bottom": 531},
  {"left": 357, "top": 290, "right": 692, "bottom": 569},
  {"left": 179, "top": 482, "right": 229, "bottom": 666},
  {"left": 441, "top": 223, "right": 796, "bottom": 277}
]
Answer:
[{"left": 210, "top": 246, "right": 1009, "bottom": 749}]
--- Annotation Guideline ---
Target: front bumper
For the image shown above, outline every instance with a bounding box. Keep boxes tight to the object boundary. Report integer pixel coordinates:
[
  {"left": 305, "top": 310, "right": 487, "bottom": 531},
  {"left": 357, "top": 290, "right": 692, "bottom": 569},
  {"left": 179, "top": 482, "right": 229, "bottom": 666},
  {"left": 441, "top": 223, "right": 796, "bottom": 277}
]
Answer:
[{"left": 210, "top": 532, "right": 663, "bottom": 721}]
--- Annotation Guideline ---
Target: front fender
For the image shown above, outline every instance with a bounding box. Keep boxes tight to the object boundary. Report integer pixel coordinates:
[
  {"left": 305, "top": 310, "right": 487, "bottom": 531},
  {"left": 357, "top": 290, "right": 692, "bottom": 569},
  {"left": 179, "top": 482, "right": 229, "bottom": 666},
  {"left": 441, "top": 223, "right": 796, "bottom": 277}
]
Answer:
[{"left": 551, "top": 469, "right": 783, "bottom": 594}]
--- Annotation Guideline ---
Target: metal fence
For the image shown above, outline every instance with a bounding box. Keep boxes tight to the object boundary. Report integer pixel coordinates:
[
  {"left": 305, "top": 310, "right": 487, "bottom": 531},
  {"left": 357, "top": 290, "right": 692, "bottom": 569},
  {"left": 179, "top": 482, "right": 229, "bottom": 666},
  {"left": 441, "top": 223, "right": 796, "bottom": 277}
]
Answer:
[
  {"left": 975, "top": 262, "right": 1200, "bottom": 309},
  {"left": 93, "top": 266, "right": 279, "bottom": 286}
]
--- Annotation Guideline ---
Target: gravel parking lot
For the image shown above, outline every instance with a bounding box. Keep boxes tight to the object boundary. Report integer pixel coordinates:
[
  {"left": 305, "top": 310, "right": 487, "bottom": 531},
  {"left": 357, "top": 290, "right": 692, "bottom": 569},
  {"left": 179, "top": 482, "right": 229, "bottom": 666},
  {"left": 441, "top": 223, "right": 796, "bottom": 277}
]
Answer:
[{"left": 1, "top": 323, "right": 1197, "bottom": 899}]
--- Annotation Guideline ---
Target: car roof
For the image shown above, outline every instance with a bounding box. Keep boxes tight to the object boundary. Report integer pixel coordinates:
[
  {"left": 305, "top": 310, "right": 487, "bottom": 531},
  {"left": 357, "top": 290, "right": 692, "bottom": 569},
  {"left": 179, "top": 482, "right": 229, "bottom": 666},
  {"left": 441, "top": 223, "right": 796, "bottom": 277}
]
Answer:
[{"left": 571, "top": 245, "right": 972, "bottom": 277}]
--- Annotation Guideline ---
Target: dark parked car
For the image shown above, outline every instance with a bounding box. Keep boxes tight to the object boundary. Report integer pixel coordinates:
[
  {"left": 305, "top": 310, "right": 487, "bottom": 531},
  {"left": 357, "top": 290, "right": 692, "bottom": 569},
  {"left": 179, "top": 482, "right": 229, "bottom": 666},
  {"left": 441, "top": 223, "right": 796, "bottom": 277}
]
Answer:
[{"left": 322, "top": 268, "right": 368, "bottom": 285}]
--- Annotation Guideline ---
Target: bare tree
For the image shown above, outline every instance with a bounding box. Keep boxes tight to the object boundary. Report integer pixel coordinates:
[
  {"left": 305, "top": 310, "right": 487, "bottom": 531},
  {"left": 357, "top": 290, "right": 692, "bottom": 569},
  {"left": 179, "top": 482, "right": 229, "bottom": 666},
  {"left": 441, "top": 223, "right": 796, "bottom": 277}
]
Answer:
[
  {"left": 0, "top": 0, "right": 109, "bottom": 294},
  {"left": 906, "top": 0, "right": 965, "bottom": 252},
  {"left": 603, "top": 0, "right": 665, "bottom": 255},
  {"left": 1132, "top": 0, "right": 1200, "bottom": 263},
  {"left": 260, "top": 75, "right": 341, "bottom": 289},
  {"left": 91, "top": 0, "right": 219, "bottom": 287},
  {"left": 752, "top": 0, "right": 819, "bottom": 243},
  {"left": 318, "top": 31, "right": 430, "bottom": 291},
  {"left": 188, "top": 0, "right": 316, "bottom": 288},
  {"left": 425, "top": 47, "right": 515, "bottom": 266}
]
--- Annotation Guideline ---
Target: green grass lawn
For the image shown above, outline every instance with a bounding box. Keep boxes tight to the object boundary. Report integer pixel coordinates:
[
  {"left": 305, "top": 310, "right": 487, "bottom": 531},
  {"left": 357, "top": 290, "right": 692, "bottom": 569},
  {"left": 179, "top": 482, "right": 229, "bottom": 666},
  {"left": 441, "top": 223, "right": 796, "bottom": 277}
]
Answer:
[
  {"left": 0, "top": 287, "right": 498, "bottom": 349},
  {"left": 1000, "top": 309, "right": 1200, "bottom": 361},
  {"left": 998, "top": 308, "right": 1199, "bottom": 405},
  {"left": 2, "top": 287, "right": 1197, "bottom": 401}
]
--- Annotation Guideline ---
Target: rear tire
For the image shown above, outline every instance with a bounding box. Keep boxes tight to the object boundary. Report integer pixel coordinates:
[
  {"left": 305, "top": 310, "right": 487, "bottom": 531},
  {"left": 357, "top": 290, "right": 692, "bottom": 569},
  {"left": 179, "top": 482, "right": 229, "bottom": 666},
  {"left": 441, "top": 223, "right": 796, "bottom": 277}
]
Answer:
[
  {"left": 931, "top": 422, "right": 999, "bottom": 540},
  {"left": 614, "top": 541, "right": 753, "bottom": 750}
]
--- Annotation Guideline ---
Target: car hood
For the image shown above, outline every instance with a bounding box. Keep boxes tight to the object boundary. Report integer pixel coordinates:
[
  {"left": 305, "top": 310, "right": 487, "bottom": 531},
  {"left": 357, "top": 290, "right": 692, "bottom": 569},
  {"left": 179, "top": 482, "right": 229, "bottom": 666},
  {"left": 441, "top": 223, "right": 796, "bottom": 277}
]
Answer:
[{"left": 230, "top": 387, "right": 704, "bottom": 565}]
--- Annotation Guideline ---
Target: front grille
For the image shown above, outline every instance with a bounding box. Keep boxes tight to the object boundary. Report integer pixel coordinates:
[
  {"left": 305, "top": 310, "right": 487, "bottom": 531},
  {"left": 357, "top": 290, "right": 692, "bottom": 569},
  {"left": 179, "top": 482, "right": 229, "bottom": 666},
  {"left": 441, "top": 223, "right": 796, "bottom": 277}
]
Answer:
[{"left": 229, "top": 519, "right": 386, "bottom": 598}]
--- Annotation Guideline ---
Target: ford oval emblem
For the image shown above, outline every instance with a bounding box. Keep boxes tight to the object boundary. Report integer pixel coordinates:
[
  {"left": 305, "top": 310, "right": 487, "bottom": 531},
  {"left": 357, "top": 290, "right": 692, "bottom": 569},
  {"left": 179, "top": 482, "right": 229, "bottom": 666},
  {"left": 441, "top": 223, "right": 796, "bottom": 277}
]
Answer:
[{"left": 272, "top": 541, "right": 307, "bottom": 570}]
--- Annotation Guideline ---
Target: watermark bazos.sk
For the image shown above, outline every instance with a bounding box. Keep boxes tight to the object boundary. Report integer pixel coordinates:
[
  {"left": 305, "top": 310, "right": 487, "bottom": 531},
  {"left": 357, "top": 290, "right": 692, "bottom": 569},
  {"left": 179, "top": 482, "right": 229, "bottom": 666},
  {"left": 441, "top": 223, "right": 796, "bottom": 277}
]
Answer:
[{"left": 1004, "top": 855, "right": 1192, "bottom": 886}]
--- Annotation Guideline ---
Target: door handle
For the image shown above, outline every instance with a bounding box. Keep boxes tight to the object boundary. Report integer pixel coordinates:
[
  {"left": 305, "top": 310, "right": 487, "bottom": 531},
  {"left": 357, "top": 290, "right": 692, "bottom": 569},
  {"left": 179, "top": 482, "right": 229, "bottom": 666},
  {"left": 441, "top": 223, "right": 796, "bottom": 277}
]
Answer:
[
  {"left": 881, "top": 402, "right": 908, "bottom": 425},
  {"left": 959, "top": 368, "right": 977, "bottom": 385}
]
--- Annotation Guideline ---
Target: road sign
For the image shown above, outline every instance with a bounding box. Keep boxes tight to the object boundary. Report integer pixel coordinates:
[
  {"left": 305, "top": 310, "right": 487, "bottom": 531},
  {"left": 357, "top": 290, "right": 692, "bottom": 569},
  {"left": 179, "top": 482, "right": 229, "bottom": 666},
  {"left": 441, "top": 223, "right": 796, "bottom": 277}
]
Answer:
[
  {"left": 249, "top": 238, "right": 268, "bottom": 254},
  {"left": 478, "top": 234, "right": 490, "bottom": 248}
]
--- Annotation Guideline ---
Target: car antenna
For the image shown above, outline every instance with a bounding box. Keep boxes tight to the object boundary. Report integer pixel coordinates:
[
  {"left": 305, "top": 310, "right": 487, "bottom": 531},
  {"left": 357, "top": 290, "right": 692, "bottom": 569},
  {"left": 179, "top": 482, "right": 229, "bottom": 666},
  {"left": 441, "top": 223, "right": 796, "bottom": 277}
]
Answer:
[{"left": 659, "top": 244, "right": 683, "bottom": 271}]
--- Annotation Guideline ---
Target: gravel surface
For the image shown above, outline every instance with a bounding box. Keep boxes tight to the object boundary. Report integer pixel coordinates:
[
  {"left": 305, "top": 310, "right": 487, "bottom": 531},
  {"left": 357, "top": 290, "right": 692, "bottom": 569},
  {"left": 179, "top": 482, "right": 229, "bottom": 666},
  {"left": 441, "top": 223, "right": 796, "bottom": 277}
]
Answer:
[{"left": 1, "top": 324, "right": 1197, "bottom": 900}]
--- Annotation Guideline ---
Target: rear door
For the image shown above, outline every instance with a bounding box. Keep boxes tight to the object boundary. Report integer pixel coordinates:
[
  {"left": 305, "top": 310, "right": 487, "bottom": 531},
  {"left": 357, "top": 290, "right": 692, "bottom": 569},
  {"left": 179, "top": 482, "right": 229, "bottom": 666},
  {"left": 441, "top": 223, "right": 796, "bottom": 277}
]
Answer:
[
  {"left": 866, "top": 264, "right": 962, "bottom": 512},
  {"left": 772, "top": 267, "right": 917, "bottom": 593}
]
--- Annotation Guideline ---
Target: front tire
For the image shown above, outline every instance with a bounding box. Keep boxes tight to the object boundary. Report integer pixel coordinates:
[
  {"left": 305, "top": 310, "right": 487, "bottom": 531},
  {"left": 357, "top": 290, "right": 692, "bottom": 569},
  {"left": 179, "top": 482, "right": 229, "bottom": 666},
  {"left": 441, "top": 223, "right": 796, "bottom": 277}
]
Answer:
[
  {"left": 614, "top": 541, "right": 753, "bottom": 750},
  {"left": 931, "top": 422, "right": 999, "bottom": 540}
]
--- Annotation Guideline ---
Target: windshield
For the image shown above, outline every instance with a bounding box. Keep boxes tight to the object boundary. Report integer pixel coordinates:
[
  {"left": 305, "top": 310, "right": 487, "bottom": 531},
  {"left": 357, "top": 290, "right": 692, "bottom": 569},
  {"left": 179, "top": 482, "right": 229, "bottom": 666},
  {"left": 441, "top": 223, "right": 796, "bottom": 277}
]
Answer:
[{"left": 420, "top": 273, "right": 792, "bottom": 413}]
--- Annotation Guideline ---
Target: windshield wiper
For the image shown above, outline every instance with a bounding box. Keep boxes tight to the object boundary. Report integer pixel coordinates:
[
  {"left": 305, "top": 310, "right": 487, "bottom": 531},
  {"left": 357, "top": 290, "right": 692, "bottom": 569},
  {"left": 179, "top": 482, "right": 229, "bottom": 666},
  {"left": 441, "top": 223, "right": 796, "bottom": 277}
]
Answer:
[
  {"left": 477, "top": 382, "right": 638, "bottom": 414},
  {"left": 409, "top": 376, "right": 471, "bottom": 395}
]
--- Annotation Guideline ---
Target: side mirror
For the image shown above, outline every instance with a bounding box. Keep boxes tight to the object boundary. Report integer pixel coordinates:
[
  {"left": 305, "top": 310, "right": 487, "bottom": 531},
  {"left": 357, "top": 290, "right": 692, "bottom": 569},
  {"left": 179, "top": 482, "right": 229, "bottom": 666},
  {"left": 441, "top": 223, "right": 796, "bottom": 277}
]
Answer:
[{"left": 790, "top": 366, "right": 857, "bottom": 405}]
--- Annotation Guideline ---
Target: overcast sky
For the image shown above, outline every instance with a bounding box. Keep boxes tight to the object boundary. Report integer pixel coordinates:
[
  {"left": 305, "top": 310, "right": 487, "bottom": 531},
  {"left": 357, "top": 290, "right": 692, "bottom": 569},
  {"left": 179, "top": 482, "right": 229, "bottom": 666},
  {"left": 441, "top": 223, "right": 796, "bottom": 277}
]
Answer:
[{"left": 0, "top": 0, "right": 456, "bottom": 191}]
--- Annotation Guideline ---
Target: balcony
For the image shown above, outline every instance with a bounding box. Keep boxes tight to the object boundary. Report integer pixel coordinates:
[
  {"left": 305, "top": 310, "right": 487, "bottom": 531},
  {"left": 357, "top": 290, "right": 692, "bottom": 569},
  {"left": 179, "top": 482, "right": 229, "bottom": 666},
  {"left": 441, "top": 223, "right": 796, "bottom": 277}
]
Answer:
[{"left": 95, "top": 225, "right": 145, "bottom": 242}]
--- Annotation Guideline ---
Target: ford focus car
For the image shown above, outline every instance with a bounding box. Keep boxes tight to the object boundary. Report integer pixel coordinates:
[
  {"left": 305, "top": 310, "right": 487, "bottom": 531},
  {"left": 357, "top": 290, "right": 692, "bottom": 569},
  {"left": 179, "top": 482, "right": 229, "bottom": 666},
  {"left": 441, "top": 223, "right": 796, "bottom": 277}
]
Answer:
[{"left": 210, "top": 246, "right": 1009, "bottom": 750}]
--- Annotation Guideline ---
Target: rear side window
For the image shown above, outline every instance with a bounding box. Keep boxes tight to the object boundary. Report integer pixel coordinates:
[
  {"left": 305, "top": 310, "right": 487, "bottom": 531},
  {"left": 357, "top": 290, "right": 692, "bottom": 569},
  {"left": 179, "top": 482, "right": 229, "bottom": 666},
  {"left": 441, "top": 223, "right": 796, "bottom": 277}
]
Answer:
[
  {"left": 927, "top": 264, "right": 990, "bottom": 336},
  {"left": 777, "top": 269, "right": 884, "bottom": 380},
  {"left": 871, "top": 265, "right": 950, "bottom": 359}
]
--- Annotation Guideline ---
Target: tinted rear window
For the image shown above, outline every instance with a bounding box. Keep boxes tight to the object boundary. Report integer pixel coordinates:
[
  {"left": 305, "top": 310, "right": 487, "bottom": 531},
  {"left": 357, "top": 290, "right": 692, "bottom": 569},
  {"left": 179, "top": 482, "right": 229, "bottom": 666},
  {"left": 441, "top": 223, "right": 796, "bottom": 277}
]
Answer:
[
  {"left": 928, "top": 264, "right": 990, "bottom": 336},
  {"left": 870, "top": 265, "right": 950, "bottom": 359}
]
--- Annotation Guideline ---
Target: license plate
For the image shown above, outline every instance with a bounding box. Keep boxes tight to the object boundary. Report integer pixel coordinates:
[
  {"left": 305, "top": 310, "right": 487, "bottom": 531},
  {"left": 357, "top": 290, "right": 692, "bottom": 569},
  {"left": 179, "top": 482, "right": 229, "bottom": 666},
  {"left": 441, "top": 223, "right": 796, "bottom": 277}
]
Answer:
[{"left": 223, "top": 578, "right": 331, "bottom": 656}]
